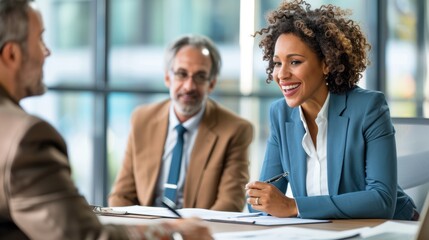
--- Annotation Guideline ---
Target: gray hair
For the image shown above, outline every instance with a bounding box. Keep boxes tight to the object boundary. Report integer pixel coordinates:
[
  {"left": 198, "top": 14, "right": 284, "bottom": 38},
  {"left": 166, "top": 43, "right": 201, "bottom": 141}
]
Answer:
[
  {"left": 164, "top": 35, "right": 222, "bottom": 80},
  {"left": 0, "top": 0, "right": 32, "bottom": 53}
]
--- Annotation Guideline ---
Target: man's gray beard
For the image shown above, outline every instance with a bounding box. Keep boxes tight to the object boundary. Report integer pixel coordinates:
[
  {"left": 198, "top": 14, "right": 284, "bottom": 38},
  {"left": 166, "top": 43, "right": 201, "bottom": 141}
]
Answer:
[
  {"left": 24, "top": 77, "right": 47, "bottom": 98},
  {"left": 17, "top": 56, "right": 47, "bottom": 99},
  {"left": 173, "top": 96, "right": 207, "bottom": 117},
  {"left": 34, "top": 83, "right": 47, "bottom": 96}
]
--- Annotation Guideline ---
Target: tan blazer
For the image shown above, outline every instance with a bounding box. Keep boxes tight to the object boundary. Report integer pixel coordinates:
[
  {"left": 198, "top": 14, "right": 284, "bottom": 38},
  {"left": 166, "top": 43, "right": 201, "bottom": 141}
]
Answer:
[
  {"left": 0, "top": 89, "right": 128, "bottom": 239},
  {"left": 109, "top": 99, "right": 253, "bottom": 211}
]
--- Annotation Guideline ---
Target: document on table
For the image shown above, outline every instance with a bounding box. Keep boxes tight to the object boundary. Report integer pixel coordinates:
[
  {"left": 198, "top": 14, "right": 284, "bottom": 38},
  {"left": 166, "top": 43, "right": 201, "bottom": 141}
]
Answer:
[
  {"left": 358, "top": 221, "right": 418, "bottom": 239},
  {"left": 214, "top": 226, "right": 368, "bottom": 240},
  {"left": 109, "top": 205, "right": 262, "bottom": 219},
  {"left": 225, "top": 215, "right": 329, "bottom": 226},
  {"left": 213, "top": 221, "right": 419, "bottom": 240},
  {"left": 108, "top": 205, "right": 329, "bottom": 225}
]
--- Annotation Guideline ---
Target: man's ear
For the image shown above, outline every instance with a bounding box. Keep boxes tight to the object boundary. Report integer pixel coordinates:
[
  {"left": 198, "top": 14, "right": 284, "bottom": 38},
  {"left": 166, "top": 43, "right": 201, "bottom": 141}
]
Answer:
[
  {"left": 164, "top": 70, "right": 171, "bottom": 88},
  {"left": 208, "top": 78, "right": 217, "bottom": 93},
  {"left": 0, "top": 42, "right": 22, "bottom": 69}
]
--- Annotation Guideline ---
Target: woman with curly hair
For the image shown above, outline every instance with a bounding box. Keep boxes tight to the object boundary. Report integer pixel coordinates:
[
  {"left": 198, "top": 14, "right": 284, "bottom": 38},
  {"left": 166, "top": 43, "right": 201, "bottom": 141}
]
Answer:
[{"left": 245, "top": 0, "right": 418, "bottom": 220}]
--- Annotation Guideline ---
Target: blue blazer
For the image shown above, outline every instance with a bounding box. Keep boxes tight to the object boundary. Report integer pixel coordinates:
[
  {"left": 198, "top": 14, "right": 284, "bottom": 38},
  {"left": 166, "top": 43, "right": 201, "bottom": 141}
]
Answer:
[{"left": 257, "top": 87, "right": 416, "bottom": 220}]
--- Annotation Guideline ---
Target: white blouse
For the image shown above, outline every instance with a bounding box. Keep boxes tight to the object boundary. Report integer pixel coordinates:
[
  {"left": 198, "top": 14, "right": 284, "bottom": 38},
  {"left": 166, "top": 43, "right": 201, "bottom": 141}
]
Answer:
[{"left": 299, "top": 93, "right": 330, "bottom": 196}]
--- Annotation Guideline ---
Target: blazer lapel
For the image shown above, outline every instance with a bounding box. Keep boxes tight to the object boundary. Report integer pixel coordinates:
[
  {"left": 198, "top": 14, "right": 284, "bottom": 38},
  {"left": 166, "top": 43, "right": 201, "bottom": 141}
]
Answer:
[
  {"left": 183, "top": 101, "right": 217, "bottom": 207},
  {"left": 327, "top": 93, "right": 349, "bottom": 195},
  {"left": 286, "top": 108, "right": 307, "bottom": 197},
  {"left": 139, "top": 102, "right": 170, "bottom": 205}
]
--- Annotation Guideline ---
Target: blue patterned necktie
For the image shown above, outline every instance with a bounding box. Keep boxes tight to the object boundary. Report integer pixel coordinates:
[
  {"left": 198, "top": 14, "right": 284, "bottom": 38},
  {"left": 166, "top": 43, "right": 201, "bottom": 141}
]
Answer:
[{"left": 164, "top": 124, "right": 187, "bottom": 204}]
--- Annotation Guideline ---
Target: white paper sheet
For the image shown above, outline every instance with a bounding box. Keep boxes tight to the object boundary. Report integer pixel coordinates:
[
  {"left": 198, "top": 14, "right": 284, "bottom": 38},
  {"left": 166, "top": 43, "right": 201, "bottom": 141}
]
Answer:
[
  {"left": 213, "top": 226, "right": 368, "bottom": 240},
  {"left": 224, "top": 215, "right": 329, "bottom": 226},
  {"left": 359, "top": 221, "right": 418, "bottom": 238},
  {"left": 110, "top": 205, "right": 262, "bottom": 218},
  {"left": 109, "top": 205, "right": 329, "bottom": 225}
]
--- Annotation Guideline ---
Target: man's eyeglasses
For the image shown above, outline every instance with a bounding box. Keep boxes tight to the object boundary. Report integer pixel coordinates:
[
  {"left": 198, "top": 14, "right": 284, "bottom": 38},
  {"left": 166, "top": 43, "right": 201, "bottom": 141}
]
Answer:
[{"left": 170, "top": 70, "right": 211, "bottom": 84}]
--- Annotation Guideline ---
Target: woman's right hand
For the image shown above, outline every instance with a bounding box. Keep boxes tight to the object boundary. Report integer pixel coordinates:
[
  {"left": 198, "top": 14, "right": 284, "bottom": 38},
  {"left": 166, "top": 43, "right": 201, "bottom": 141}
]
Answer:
[{"left": 245, "top": 181, "right": 298, "bottom": 218}]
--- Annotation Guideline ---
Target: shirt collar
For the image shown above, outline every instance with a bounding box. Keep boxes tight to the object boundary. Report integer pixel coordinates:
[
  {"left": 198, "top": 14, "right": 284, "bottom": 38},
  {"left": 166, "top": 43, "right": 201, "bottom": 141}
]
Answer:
[
  {"left": 299, "top": 92, "right": 330, "bottom": 124},
  {"left": 317, "top": 92, "right": 330, "bottom": 121}
]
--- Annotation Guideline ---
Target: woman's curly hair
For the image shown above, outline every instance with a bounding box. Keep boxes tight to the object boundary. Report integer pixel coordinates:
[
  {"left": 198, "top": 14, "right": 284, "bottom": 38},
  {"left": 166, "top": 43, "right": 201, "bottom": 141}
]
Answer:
[{"left": 255, "top": 0, "right": 371, "bottom": 94}]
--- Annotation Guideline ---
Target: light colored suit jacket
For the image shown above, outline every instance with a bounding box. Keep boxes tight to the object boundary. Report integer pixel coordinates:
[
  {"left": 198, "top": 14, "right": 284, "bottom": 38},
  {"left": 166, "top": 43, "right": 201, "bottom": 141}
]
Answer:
[
  {"left": 109, "top": 99, "right": 253, "bottom": 211},
  {"left": 256, "top": 87, "right": 416, "bottom": 220},
  {"left": 0, "top": 88, "right": 129, "bottom": 239}
]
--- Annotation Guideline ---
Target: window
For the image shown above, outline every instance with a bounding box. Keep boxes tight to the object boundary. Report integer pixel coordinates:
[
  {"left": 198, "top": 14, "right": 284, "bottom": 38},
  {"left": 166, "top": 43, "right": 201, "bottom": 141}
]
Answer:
[{"left": 386, "top": 0, "right": 428, "bottom": 117}]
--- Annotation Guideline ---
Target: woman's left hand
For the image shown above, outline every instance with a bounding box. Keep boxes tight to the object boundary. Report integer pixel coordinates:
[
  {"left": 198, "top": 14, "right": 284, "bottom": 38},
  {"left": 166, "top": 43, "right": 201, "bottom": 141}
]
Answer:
[{"left": 245, "top": 181, "right": 298, "bottom": 217}]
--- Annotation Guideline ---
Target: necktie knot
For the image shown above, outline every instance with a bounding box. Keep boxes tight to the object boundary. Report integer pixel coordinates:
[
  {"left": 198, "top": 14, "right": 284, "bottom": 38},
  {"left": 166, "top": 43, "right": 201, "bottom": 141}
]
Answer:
[{"left": 175, "top": 124, "right": 187, "bottom": 136}]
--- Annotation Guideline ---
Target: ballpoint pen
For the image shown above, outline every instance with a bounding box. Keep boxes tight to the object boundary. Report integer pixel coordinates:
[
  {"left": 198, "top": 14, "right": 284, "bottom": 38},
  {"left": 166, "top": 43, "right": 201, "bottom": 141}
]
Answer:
[
  {"left": 161, "top": 197, "right": 183, "bottom": 218},
  {"left": 264, "top": 171, "right": 289, "bottom": 184}
]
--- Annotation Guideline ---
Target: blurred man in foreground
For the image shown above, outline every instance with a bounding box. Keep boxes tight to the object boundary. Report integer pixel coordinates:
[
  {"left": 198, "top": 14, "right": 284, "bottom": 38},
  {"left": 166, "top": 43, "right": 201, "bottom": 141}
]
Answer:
[{"left": 0, "top": 0, "right": 212, "bottom": 239}]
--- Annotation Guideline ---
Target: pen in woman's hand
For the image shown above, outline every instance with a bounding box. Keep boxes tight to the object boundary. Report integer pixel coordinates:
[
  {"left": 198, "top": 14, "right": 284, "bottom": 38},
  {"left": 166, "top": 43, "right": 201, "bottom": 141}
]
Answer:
[
  {"left": 264, "top": 172, "right": 289, "bottom": 183},
  {"left": 161, "top": 197, "right": 183, "bottom": 218}
]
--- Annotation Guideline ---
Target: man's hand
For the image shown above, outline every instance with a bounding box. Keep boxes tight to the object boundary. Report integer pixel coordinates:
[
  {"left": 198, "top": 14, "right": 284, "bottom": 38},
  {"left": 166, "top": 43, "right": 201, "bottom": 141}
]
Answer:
[{"left": 169, "top": 218, "right": 213, "bottom": 240}]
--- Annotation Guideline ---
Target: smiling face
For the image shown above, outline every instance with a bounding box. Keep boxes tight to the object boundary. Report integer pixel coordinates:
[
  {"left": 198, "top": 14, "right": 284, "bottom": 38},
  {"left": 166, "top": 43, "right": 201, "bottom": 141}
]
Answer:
[
  {"left": 165, "top": 45, "right": 216, "bottom": 122},
  {"left": 272, "top": 33, "right": 329, "bottom": 112},
  {"left": 16, "top": 5, "right": 50, "bottom": 99}
]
